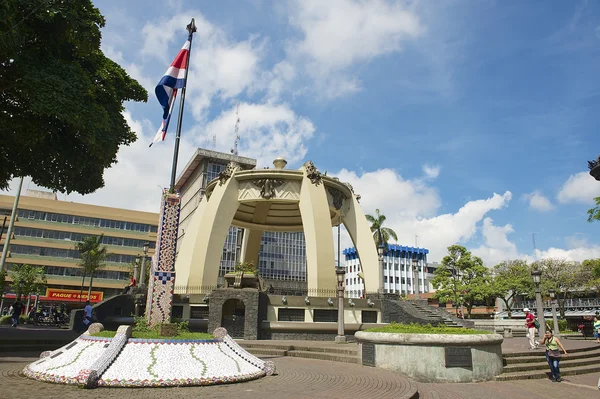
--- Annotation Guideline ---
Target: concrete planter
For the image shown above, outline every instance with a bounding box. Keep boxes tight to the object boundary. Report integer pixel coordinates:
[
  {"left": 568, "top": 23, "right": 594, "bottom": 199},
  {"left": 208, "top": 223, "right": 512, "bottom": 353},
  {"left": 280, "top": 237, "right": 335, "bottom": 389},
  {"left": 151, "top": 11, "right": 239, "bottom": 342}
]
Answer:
[{"left": 354, "top": 331, "right": 504, "bottom": 383}]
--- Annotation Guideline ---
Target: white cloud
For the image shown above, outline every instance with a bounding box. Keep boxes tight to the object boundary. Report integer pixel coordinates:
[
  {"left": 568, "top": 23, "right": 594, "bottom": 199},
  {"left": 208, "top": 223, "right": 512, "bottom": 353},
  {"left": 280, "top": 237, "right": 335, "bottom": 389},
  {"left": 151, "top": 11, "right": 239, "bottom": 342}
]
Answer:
[
  {"left": 333, "top": 167, "right": 513, "bottom": 261},
  {"left": 202, "top": 102, "right": 315, "bottom": 167},
  {"left": 64, "top": 110, "right": 197, "bottom": 212},
  {"left": 286, "top": 0, "right": 421, "bottom": 97},
  {"left": 523, "top": 191, "right": 555, "bottom": 212},
  {"left": 140, "top": 13, "right": 266, "bottom": 118},
  {"left": 472, "top": 218, "right": 519, "bottom": 265},
  {"left": 422, "top": 164, "right": 440, "bottom": 179},
  {"left": 557, "top": 172, "right": 600, "bottom": 204}
]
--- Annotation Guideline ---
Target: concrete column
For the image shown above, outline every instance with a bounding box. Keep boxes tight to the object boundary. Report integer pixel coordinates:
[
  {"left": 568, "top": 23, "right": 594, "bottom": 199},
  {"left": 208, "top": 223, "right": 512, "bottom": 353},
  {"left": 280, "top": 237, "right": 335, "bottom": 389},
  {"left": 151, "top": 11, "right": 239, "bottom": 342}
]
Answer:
[
  {"left": 176, "top": 173, "right": 241, "bottom": 288},
  {"left": 298, "top": 169, "right": 337, "bottom": 292},
  {"left": 343, "top": 196, "right": 380, "bottom": 293},
  {"left": 240, "top": 228, "right": 262, "bottom": 266}
]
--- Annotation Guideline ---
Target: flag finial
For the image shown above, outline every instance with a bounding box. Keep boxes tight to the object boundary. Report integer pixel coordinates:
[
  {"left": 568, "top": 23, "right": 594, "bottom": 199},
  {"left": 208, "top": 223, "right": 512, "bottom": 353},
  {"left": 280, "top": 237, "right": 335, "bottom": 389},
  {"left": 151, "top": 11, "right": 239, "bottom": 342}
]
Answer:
[{"left": 187, "top": 18, "right": 196, "bottom": 35}]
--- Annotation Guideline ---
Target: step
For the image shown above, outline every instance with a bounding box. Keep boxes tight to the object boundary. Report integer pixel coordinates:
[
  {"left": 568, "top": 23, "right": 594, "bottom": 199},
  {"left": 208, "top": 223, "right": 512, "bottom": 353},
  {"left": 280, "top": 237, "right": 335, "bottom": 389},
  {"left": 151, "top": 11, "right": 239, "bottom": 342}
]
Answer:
[
  {"left": 503, "top": 345, "right": 599, "bottom": 358},
  {"left": 238, "top": 343, "right": 293, "bottom": 351},
  {"left": 287, "top": 350, "right": 358, "bottom": 364},
  {"left": 495, "top": 364, "right": 600, "bottom": 381},
  {"left": 244, "top": 348, "right": 288, "bottom": 357},
  {"left": 504, "top": 348, "right": 600, "bottom": 364},
  {"left": 503, "top": 357, "right": 600, "bottom": 373},
  {"left": 290, "top": 345, "right": 357, "bottom": 356}
]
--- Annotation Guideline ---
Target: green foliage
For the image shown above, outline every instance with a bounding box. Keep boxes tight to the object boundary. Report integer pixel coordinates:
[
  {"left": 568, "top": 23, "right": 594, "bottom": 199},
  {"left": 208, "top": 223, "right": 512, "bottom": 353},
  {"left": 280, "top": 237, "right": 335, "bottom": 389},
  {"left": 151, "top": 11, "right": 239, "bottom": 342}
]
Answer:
[
  {"left": 0, "top": 269, "right": 7, "bottom": 297},
  {"left": 75, "top": 235, "right": 108, "bottom": 296},
  {"left": 583, "top": 259, "right": 600, "bottom": 279},
  {"left": 587, "top": 197, "right": 600, "bottom": 223},
  {"left": 10, "top": 263, "right": 46, "bottom": 297},
  {"left": 92, "top": 330, "right": 214, "bottom": 340},
  {"left": 431, "top": 245, "right": 492, "bottom": 318},
  {"left": 492, "top": 260, "right": 534, "bottom": 316},
  {"left": 365, "top": 209, "right": 398, "bottom": 247},
  {"left": 234, "top": 261, "right": 258, "bottom": 274},
  {"left": 365, "top": 322, "right": 490, "bottom": 334},
  {"left": 132, "top": 315, "right": 154, "bottom": 333},
  {"left": 0, "top": 314, "right": 28, "bottom": 324},
  {"left": 0, "top": 0, "right": 148, "bottom": 194}
]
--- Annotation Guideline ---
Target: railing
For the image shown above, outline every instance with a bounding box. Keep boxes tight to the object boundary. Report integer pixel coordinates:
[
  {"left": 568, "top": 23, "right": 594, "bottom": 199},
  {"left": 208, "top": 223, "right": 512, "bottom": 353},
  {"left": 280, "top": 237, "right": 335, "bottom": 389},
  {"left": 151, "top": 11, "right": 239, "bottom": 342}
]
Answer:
[
  {"left": 515, "top": 298, "right": 600, "bottom": 310},
  {"left": 173, "top": 285, "right": 217, "bottom": 295}
]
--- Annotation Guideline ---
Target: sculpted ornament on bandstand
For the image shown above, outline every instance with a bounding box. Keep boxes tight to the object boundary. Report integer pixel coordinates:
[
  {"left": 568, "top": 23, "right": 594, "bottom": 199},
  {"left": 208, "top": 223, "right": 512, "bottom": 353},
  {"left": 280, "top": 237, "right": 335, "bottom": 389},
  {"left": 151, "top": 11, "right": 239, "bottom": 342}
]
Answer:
[
  {"left": 303, "top": 161, "right": 322, "bottom": 186},
  {"left": 252, "top": 178, "right": 284, "bottom": 200},
  {"left": 327, "top": 187, "right": 345, "bottom": 210},
  {"left": 218, "top": 162, "right": 241, "bottom": 186}
]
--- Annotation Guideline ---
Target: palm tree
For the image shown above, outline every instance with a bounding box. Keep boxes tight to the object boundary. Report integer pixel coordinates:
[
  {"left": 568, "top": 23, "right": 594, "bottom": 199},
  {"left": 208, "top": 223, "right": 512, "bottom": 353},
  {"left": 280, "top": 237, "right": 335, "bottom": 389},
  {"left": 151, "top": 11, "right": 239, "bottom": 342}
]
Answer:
[
  {"left": 75, "top": 235, "right": 108, "bottom": 299},
  {"left": 366, "top": 209, "right": 398, "bottom": 248}
]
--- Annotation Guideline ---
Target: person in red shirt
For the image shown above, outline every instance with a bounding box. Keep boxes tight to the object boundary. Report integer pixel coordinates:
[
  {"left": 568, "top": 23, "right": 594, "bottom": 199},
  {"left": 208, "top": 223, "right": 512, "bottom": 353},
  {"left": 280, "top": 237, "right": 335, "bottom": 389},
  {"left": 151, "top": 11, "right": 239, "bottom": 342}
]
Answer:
[
  {"left": 122, "top": 275, "right": 137, "bottom": 295},
  {"left": 524, "top": 308, "right": 538, "bottom": 350}
]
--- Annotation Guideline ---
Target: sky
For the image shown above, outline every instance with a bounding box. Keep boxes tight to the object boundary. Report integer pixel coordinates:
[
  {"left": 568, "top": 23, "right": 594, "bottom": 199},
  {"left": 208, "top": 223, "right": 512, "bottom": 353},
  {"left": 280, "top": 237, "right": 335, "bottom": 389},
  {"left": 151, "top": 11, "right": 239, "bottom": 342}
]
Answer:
[{"left": 5, "top": 0, "right": 600, "bottom": 265}]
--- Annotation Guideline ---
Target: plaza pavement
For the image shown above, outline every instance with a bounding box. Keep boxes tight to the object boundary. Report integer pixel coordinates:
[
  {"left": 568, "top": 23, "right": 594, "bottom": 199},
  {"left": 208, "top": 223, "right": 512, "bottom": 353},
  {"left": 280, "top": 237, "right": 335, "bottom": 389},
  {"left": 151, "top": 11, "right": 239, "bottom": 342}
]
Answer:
[{"left": 1, "top": 325, "right": 599, "bottom": 398}]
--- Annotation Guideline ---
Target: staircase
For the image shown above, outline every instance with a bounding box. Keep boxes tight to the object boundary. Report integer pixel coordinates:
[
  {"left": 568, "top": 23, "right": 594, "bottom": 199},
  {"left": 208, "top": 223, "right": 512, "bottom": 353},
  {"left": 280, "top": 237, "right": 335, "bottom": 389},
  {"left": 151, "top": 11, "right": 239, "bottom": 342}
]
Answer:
[
  {"left": 496, "top": 345, "right": 600, "bottom": 381},
  {"left": 407, "top": 301, "right": 463, "bottom": 328},
  {"left": 237, "top": 342, "right": 358, "bottom": 364}
]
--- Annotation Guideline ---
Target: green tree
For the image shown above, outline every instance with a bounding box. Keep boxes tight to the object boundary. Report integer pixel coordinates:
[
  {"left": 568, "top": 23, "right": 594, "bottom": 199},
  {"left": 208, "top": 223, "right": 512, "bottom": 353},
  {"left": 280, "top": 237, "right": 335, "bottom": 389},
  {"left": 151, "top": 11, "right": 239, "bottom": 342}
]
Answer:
[
  {"left": 366, "top": 209, "right": 398, "bottom": 248},
  {"left": 75, "top": 235, "right": 108, "bottom": 298},
  {"left": 492, "top": 260, "right": 534, "bottom": 318},
  {"left": 431, "top": 245, "right": 491, "bottom": 318},
  {"left": 0, "top": 0, "right": 148, "bottom": 194},
  {"left": 0, "top": 269, "right": 7, "bottom": 303},
  {"left": 588, "top": 197, "right": 600, "bottom": 223},
  {"left": 584, "top": 258, "right": 600, "bottom": 279},
  {"left": 537, "top": 258, "right": 590, "bottom": 318},
  {"left": 10, "top": 264, "right": 46, "bottom": 299}
]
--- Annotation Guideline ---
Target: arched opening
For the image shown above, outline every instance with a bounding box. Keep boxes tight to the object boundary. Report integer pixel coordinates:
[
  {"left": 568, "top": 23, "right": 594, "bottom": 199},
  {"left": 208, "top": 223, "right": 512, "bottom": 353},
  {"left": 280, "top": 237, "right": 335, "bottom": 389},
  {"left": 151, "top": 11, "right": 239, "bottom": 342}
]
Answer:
[{"left": 221, "top": 298, "right": 246, "bottom": 338}]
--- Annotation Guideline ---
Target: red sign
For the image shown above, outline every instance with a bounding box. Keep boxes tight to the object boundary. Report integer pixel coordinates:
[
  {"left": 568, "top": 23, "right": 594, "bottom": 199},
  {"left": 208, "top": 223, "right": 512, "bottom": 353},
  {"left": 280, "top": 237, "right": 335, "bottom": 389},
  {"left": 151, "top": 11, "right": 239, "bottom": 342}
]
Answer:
[{"left": 45, "top": 288, "right": 103, "bottom": 303}]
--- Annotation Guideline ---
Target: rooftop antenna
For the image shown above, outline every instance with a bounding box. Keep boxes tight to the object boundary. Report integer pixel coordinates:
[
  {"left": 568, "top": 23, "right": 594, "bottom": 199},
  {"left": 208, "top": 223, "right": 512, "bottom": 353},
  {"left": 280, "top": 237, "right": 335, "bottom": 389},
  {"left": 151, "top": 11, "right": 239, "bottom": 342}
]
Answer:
[
  {"left": 532, "top": 233, "right": 538, "bottom": 261},
  {"left": 230, "top": 103, "right": 241, "bottom": 155}
]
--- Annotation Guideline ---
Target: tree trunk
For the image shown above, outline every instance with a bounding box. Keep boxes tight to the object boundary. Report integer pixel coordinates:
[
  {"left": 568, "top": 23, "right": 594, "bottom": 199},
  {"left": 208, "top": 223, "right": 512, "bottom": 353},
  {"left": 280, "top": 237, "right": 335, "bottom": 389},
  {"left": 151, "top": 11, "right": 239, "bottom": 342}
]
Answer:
[
  {"left": 79, "top": 269, "right": 87, "bottom": 303},
  {"left": 87, "top": 272, "right": 94, "bottom": 300}
]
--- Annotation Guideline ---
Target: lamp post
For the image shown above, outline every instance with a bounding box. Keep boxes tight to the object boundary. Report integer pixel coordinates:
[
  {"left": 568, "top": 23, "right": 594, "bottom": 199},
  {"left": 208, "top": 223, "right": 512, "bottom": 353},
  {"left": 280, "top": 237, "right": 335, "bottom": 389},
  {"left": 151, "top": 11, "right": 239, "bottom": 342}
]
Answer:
[
  {"left": 134, "top": 256, "right": 141, "bottom": 282},
  {"left": 412, "top": 255, "right": 420, "bottom": 300},
  {"left": 531, "top": 269, "right": 546, "bottom": 338},
  {"left": 549, "top": 289, "right": 559, "bottom": 336},
  {"left": 377, "top": 244, "right": 384, "bottom": 297},
  {"left": 335, "top": 266, "right": 347, "bottom": 343},
  {"left": 140, "top": 242, "right": 150, "bottom": 289}
]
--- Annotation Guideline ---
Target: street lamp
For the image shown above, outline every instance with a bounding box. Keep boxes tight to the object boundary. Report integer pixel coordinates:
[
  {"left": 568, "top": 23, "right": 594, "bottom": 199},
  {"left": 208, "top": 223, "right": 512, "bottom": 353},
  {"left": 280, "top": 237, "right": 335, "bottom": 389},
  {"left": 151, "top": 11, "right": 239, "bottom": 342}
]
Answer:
[
  {"left": 377, "top": 244, "right": 385, "bottom": 296},
  {"left": 549, "top": 289, "right": 559, "bottom": 336},
  {"left": 412, "top": 255, "right": 420, "bottom": 300},
  {"left": 335, "top": 266, "right": 347, "bottom": 343},
  {"left": 140, "top": 242, "right": 150, "bottom": 289},
  {"left": 531, "top": 269, "right": 546, "bottom": 338}
]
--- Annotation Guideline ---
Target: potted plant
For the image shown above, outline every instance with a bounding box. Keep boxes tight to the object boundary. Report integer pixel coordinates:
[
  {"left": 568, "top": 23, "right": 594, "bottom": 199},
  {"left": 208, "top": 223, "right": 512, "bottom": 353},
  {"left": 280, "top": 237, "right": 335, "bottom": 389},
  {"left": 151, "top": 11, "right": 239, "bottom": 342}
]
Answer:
[{"left": 224, "top": 261, "right": 260, "bottom": 289}]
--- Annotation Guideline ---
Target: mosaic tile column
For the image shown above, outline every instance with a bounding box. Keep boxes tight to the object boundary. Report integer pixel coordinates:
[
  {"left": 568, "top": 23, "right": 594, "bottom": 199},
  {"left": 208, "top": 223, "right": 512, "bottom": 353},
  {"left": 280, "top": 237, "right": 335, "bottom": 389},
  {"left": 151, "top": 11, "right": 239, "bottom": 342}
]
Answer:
[{"left": 146, "top": 190, "right": 180, "bottom": 326}]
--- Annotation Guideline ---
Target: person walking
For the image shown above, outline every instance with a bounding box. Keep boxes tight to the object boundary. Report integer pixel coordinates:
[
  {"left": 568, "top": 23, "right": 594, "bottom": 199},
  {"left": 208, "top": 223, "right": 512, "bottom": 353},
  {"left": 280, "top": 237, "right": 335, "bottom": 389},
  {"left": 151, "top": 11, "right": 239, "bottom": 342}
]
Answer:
[
  {"left": 594, "top": 316, "right": 600, "bottom": 344},
  {"left": 10, "top": 299, "right": 23, "bottom": 327},
  {"left": 81, "top": 300, "right": 93, "bottom": 333},
  {"left": 524, "top": 308, "right": 538, "bottom": 350},
  {"left": 541, "top": 329, "right": 568, "bottom": 382}
]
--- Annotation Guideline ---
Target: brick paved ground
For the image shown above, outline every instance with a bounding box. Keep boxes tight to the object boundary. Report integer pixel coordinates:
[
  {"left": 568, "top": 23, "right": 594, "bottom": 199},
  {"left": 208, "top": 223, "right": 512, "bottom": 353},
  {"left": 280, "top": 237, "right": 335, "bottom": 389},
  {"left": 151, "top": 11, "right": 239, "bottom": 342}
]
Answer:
[{"left": 3, "top": 353, "right": 599, "bottom": 399}]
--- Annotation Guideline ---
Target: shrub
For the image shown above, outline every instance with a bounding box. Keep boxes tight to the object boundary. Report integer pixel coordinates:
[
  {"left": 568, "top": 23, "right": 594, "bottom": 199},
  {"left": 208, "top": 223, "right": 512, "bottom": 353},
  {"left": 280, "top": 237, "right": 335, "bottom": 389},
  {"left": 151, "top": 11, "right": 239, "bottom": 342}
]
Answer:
[
  {"left": 234, "top": 261, "right": 258, "bottom": 275},
  {"left": 0, "top": 314, "right": 28, "bottom": 325},
  {"left": 365, "top": 322, "right": 490, "bottom": 334}
]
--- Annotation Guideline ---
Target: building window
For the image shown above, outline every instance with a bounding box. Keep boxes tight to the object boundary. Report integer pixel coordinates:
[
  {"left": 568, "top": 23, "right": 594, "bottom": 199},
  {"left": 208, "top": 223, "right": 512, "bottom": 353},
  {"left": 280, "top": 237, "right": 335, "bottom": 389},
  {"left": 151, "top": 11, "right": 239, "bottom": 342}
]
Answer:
[
  {"left": 362, "top": 311, "right": 378, "bottom": 323},
  {"left": 278, "top": 308, "right": 305, "bottom": 322},
  {"left": 313, "top": 309, "right": 338, "bottom": 323},
  {"left": 190, "top": 306, "right": 209, "bottom": 319}
]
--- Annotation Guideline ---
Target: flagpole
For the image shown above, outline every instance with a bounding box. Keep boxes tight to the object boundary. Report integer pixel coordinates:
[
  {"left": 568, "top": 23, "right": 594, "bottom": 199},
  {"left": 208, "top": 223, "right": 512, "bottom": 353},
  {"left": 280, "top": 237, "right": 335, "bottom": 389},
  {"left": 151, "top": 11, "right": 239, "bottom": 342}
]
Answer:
[{"left": 169, "top": 18, "right": 196, "bottom": 193}]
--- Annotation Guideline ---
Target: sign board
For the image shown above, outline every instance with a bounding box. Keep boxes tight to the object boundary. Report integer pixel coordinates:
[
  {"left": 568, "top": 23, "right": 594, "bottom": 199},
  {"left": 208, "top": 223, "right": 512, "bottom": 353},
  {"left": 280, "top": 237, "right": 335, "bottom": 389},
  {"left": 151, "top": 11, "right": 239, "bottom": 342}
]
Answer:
[
  {"left": 45, "top": 288, "right": 104, "bottom": 303},
  {"left": 362, "top": 342, "right": 376, "bottom": 367},
  {"left": 445, "top": 347, "right": 473, "bottom": 368}
]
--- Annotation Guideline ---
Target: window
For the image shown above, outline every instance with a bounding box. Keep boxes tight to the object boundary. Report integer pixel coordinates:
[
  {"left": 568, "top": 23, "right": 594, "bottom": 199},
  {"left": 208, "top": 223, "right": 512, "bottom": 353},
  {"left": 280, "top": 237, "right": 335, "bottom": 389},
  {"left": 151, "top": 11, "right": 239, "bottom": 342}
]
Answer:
[
  {"left": 278, "top": 308, "right": 305, "bottom": 322},
  {"left": 362, "top": 311, "right": 378, "bottom": 323},
  {"left": 313, "top": 309, "right": 338, "bottom": 323},
  {"left": 190, "top": 306, "right": 209, "bottom": 319}
]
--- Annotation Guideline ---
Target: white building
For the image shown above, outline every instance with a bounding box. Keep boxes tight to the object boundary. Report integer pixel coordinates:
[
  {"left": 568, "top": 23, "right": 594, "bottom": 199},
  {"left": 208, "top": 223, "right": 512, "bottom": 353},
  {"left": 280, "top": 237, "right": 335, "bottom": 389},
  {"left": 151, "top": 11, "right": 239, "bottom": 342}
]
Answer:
[{"left": 343, "top": 245, "right": 439, "bottom": 298}]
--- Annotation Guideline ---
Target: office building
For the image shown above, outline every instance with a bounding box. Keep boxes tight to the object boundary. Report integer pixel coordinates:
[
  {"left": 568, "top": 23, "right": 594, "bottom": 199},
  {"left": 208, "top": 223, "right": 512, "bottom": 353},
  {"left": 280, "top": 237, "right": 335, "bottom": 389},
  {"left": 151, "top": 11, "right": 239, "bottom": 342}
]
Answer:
[
  {"left": 175, "top": 148, "right": 307, "bottom": 282},
  {"left": 0, "top": 190, "right": 158, "bottom": 303},
  {"left": 343, "top": 245, "right": 437, "bottom": 298}
]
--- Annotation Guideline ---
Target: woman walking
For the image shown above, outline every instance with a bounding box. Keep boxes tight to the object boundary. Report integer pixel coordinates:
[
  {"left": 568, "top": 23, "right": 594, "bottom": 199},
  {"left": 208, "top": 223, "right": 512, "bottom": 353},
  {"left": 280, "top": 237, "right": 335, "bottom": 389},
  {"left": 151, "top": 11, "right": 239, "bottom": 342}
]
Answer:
[
  {"left": 541, "top": 330, "right": 568, "bottom": 382},
  {"left": 594, "top": 316, "right": 600, "bottom": 343}
]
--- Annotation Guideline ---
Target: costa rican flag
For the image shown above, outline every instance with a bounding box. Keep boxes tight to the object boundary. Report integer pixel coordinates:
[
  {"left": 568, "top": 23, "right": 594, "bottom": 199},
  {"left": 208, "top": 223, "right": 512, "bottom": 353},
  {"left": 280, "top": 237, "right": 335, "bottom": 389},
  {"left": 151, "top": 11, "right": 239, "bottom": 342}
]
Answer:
[{"left": 150, "top": 39, "right": 190, "bottom": 146}]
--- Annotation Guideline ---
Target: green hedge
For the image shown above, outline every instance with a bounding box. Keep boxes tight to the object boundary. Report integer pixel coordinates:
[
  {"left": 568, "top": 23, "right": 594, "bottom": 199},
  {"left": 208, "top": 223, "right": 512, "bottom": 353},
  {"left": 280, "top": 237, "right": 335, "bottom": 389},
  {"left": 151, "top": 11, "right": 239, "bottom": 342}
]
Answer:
[
  {"left": 0, "top": 314, "right": 28, "bottom": 325},
  {"left": 365, "top": 322, "right": 491, "bottom": 335}
]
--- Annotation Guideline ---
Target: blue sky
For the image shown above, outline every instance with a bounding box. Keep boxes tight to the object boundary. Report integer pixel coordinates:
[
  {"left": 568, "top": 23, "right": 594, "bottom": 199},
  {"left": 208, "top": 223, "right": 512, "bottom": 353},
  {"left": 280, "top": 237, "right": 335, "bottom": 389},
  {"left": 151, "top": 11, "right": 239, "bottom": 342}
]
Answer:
[{"left": 8, "top": 0, "right": 600, "bottom": 264}]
